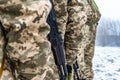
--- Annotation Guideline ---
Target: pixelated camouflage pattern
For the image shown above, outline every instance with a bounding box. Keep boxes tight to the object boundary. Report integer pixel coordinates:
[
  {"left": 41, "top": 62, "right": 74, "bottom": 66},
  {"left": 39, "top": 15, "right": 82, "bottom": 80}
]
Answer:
[
  {"left": 54, "top": 0, "right": 101, "bottom": 80},
  {"left": 53, "top": 0, "right": 68, "bottom": 40},
  {"left": 0, "top": 0, "right": 59, "bottom": 80},
  {"left": 65, "top": 0, "right": 101, "bottom": 80},
  {"left": 0, "top": 0, "right": 101, "bottom": 80}
]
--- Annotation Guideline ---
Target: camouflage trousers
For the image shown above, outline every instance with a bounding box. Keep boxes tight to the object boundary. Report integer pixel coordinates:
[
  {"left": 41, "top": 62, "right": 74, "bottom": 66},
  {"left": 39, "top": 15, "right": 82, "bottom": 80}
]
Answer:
[{"left": 0, "top": 0, "right": 100, "bottom": 80}]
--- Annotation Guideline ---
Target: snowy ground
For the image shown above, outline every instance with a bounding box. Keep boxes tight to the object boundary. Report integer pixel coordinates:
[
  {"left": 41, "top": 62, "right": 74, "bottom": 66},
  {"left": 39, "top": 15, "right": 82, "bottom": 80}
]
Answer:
[{"left": 93, "top": 46, "right": 120, "bottom": 80}]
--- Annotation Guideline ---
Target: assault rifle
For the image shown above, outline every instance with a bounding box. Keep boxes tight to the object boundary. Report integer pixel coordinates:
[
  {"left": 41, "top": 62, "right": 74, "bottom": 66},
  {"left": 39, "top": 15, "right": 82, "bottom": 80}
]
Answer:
[
  {"left": 47, "top": 0, "right": 85, "bottom": 80},
  {"left": 73, "top": 60, "right": 85, "bottom": 80},
  {"left": 47, "top": 0, "right": 68, "bottom": 80}
]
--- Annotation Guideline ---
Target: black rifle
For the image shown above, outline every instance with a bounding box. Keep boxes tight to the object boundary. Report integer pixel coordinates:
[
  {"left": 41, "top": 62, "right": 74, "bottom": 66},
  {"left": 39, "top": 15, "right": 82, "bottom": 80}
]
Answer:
[
  {"left": 73, "top": 60, "right": 85, "bottom": 80},
  {"left": 47, "top": 0, "right": 68, "bottom": 80}
]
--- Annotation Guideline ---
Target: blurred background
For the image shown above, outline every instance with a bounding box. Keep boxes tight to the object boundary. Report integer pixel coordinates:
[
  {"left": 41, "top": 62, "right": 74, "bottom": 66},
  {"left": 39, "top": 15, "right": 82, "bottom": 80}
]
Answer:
[
  {"left": 93, "top": 0, "right": 120, "bottom": 80},
  {"left": 95, "top": 0, "right": 120, "bottom": 46}
]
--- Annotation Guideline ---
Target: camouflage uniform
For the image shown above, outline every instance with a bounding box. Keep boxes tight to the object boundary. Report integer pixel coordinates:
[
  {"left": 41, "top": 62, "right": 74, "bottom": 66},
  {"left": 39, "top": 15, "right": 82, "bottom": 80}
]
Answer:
[
  {"left": 54, "top": 0, "right": 101, "bottom": 80},
  {"left": 0, "top": 0, "right": 101, "bottom": 80},
  {"left": 0, "top": 0, "right": 59, "bottom": 80}
]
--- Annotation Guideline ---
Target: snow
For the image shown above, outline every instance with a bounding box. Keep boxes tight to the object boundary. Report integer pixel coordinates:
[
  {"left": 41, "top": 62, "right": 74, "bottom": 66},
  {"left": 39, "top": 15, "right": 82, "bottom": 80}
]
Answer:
[{"left": 93, "top": 46, "right": 120, "bottom": 80}]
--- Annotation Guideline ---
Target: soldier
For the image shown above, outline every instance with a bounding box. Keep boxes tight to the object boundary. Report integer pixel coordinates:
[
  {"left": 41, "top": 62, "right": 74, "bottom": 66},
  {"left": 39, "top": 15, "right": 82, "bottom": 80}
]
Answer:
[
  {"left": 0, "top": 0, "right": 101, "bottom": 80},
  {"left": 54, "top": 0, "right": 101, "bottom": 80}
]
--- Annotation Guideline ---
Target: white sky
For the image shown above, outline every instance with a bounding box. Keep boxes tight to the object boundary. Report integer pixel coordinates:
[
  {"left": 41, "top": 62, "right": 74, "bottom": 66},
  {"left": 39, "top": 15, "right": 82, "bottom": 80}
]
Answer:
[{"left": 95, "top": 0, "right": 120, "bottom": 19}]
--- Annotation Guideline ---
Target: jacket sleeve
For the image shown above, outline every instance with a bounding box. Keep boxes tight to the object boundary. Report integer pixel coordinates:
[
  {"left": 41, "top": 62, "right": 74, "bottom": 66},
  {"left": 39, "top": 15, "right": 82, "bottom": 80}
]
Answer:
[
  {"left": 0, "top": 0, "right": 52, "bottom": 64},
  {"left": 0, "top": 0, "right": 51, "bottom": 30},
  {"left": 0, "top": 0, "right": 52, "bottom": 79}
]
